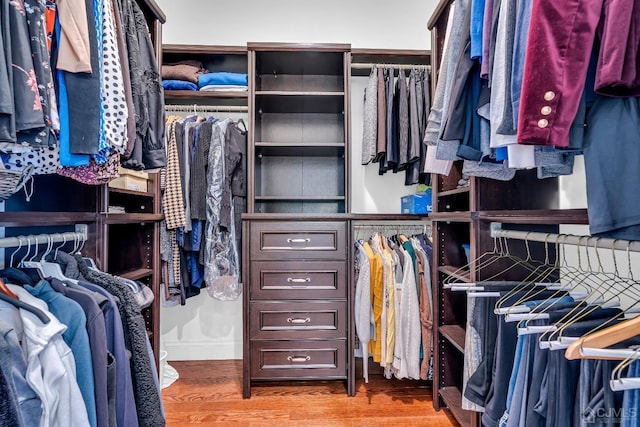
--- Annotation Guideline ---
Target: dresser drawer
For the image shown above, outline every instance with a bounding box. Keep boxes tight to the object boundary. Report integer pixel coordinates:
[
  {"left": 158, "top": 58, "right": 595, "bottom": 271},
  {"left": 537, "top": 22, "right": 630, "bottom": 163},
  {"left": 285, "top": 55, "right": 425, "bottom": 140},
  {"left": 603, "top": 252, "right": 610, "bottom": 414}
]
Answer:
[
  {"left": 250, "top": 221, "right": 347, "bottom": 260},
  {"left": 250, "top": 340, "right": 347, "bottom": 380},
  {"left": 250, "top": 301, "right": 346, "bottom": 340},
  {"left": 250, "top": 260, "right": 347, "bottom": 299}
]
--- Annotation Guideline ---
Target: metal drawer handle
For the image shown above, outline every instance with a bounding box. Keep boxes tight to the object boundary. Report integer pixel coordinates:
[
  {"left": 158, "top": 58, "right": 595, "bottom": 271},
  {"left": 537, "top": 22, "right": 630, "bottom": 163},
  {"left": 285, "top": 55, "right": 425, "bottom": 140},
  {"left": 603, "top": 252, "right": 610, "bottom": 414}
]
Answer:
[
  {"left": 287, "top": 238, "right": 311, "bottom": 243},
  {"left": 287, "top": 317, "right": 311, "bottom": 324},
  {"left": 287, "top": 355, "right": 311, "bottom": 363},
  {"left": 287, "top": 277, "right": 311, "bottom": 283}
]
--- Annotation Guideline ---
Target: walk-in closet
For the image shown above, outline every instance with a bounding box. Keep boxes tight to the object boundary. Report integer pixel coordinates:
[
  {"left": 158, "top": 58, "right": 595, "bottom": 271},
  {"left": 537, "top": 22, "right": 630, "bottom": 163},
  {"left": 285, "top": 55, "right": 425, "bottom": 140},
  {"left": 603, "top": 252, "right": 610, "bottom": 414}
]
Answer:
[{"left": 1, "top": 0, "right": 639, "bottom": 426}]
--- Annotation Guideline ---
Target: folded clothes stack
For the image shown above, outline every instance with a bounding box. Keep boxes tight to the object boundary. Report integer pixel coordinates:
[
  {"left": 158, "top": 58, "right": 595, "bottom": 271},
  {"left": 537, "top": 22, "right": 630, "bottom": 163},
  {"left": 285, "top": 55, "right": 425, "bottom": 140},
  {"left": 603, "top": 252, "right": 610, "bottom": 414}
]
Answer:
[{"left": 161, "top": 60, "right": 248, "bottom": 92}]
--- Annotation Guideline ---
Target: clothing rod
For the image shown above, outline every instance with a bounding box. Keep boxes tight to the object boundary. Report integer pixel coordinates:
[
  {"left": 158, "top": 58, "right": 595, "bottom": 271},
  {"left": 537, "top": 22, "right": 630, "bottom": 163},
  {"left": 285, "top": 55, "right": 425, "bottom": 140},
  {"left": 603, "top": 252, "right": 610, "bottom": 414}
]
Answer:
[
  {"left": 0, "top": 225, "right": 88, "bottom": 249},
  {"left": 165, "top": 104, "right": 249, "bottom": 113},
  {"left": 351, "top": 63, "right": 431, "bottom": 70},
  {"left": 490, "top": 223, "right": 640, "bottom": 253}
]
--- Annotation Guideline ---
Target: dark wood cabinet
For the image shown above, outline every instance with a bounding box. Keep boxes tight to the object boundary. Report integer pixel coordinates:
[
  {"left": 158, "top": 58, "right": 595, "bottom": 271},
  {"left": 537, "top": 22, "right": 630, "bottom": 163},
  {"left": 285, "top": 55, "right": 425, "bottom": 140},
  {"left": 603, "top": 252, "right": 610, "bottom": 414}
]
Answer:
[
  {"left": 243, "top": 216, "right": 350, "bottom": 397},
  {"left": 243, "top": 43, "right": 352, "bottom": 398}
]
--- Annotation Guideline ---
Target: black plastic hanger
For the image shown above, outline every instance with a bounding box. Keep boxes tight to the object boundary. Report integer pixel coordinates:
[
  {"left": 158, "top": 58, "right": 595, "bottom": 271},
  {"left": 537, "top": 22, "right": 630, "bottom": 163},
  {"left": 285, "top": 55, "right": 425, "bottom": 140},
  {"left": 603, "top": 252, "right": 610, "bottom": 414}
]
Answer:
[{"left": 0, "top": 287, "right": 50, "bottom": 324}]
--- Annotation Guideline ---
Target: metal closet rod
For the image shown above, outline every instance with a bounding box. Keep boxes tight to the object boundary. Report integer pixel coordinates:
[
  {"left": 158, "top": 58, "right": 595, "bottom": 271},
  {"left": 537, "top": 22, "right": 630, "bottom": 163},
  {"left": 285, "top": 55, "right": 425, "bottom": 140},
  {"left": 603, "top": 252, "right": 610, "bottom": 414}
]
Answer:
[
  {"left": 353, "top": 224, "right": 429, "bottom": 229},
  {"left": 351, "top": 63, "right": 431, "bottom": 70},
  {"left": 165, "top": 104, "right": 249, "bottom": 113},
  {"left": 490, "top": 223, "right": 640, "bottom": 253},
  {"left": 353, "top": 223, "right": 431, "bottom": 234},
  {"left": 0, "top": 225, "right": 88, "bottom": 249}
]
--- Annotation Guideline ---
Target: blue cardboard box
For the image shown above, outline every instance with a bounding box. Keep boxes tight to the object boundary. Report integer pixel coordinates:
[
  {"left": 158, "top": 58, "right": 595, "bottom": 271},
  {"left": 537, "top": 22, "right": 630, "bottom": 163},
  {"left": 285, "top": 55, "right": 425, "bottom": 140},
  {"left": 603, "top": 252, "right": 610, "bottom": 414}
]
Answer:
[{"left": 401, "top": 190, "right": 432, "bottom": 214}]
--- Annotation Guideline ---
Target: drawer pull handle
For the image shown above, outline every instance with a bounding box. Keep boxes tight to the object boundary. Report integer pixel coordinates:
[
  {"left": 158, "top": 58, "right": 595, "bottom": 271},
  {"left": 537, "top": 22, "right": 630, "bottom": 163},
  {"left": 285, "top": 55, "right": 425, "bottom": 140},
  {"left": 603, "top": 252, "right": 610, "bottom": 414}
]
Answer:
[
  {"left": 287, "top": 317, "right": 311, "bottom": 324},
  {"left": 287, "top": 355, "right": 311, "bottom": 363},
  {"left": 287, "top": 277, "right": 311, "bottom": 284},
  {"left": 286, "top": 238, "right": 311, "bottom": 243}
]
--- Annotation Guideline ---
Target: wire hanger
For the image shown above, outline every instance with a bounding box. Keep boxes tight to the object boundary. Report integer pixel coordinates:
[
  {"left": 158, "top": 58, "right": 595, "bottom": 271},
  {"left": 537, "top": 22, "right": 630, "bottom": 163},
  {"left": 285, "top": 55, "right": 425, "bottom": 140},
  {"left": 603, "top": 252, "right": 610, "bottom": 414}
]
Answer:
[
  {"left": 562, "top": 247, "right": 640, "bottom": 358},
  {"left": 610, "top": 348, "right": 640, "bottom": 391}
]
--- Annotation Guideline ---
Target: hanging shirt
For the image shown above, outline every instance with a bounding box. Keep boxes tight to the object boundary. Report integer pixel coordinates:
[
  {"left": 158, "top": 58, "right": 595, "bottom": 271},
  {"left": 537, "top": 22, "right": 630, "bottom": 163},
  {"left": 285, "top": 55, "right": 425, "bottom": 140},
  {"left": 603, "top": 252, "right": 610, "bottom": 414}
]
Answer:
[
  {"left": 354, "top": 242, "right": 373, "bottom": 383},
  {"left": 25, "top": 280, "right": 97, "bottom": 427},
  {"left": 9, "top": 285, "right": 91, "bottom": 427}
]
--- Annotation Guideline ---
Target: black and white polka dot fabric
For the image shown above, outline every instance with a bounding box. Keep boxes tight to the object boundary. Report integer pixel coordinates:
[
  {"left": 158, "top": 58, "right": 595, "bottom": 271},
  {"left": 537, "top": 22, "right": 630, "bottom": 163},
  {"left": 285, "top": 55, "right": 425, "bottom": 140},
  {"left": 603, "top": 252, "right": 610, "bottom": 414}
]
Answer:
[
  {"left": 101, "top": 0, "right": 128, "bottom": 154},
  {"left": 0, "top": 144, "right": 59, "bottom": 175}
]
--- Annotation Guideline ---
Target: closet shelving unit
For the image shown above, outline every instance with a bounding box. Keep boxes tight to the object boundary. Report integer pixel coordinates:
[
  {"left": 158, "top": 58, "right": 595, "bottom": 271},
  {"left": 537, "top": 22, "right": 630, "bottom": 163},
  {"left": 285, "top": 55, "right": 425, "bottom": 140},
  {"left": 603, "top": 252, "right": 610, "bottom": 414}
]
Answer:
[
  {"left": 248, "top": 43, "right": 351, "bottom": 214},
  {"left": 243, "top": 43, "right": 353, "bottom": 398},
  {"left": 426, "top": 1, "right": 566, "bottom": 426},
  {"left": 0, "top": 0, "right": 166, "bottom": 365},
  {"left": 243, "top": 43, "right": 437, "bottom": 399}
]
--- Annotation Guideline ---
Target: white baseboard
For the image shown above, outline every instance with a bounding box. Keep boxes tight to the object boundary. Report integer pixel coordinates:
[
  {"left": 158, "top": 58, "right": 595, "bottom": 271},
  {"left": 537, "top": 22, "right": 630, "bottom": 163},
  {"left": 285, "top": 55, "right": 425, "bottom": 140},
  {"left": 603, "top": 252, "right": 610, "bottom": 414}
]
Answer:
[{"left": 162, "top": 339, "right": 242, "bottom": 361}]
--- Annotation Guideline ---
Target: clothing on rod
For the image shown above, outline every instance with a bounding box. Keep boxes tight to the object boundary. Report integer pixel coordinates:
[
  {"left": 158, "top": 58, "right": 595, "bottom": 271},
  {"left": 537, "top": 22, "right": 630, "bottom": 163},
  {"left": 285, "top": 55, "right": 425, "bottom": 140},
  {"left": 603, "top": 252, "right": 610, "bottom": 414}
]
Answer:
[
  {"left": 161, "top": 114, "right": 247, "bottom": 304},
  {"left": 353, "top": 231, "right": 433, "bottom": 383},
  {"left": 0, "top": 250, "right": 164, "bottom": 427}
]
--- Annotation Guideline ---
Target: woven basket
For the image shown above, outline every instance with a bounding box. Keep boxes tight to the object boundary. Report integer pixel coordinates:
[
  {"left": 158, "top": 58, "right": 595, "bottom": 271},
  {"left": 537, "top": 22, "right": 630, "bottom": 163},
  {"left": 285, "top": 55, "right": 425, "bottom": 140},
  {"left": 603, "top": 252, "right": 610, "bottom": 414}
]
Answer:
[{"left": 0, "top": 165, "right": 34, "bottom": 201}]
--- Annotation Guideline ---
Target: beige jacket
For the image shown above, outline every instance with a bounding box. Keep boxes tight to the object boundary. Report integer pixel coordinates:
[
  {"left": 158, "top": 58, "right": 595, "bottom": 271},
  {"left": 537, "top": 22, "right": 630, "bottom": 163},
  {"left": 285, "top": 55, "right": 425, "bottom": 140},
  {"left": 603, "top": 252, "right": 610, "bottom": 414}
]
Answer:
[{"left": 57, "top": 0, "right": 92, "bottom": 73}]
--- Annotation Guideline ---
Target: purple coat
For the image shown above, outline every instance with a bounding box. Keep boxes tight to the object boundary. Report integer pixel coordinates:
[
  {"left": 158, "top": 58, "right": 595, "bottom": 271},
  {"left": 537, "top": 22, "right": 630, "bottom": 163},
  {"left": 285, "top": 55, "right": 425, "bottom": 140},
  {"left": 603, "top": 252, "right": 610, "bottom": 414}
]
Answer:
[
  {"left": 595, "top": 0, "right": 640, "bottom": 97},
  {"left": 517, "top": 0, "right": 605, "bottom": 147}
]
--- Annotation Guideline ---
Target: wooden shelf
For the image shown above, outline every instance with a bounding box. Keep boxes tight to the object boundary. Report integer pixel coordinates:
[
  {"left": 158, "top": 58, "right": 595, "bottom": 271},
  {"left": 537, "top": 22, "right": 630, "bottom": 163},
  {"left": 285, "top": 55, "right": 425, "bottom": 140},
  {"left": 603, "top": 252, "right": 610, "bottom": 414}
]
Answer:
[
  {"left": 255, "top": 143, "right": 345, "bottom": 157},
  {"left": 439, "top": 387, "right": 471, "bottom": 427},
  {"left": 438, "top": 187, "right": 470, "bottom": 197},
  {"left": 0, "top": 212, "right": 97, "bottom": 227},
  {"left": 164, "top": 90, "right": 248, "bottom": 99},
  {"left": 256, "top": 141, "right": 345, "bottom": 147},
  {"left": 439, "top": 325, "right": 466, "bottom": 353},
  {"left": 475, "top": 209, "right": 589, "bottom": 225},
  {"left": 118, "top": 268, "right": 153, "bottom": 281},
  {"left": 248, "top": 42, "right": 351, "bottom": 52},
  {"left": 163, "top": 44, "right": 247, "bottom": 55},
  {"left": 255, "top": 91, "right": 344, "bottom": 96},
  {"left": 108, "top": 187, "right": 155, "bottom": 198},
  {"left": 429, "top": 211, "right": 472, "bottom": 222},
  {"left": 103, "top": 213, "right": 163, "bottom": 224},
  {"left": 351, "top": 48, "right": 430, "bottom": 59},
  {"left": 255, "top": 196, "right": 346, "bottom": 201},
  {"left": 438, "top": 265, "right": 471, "bottom": 283}
]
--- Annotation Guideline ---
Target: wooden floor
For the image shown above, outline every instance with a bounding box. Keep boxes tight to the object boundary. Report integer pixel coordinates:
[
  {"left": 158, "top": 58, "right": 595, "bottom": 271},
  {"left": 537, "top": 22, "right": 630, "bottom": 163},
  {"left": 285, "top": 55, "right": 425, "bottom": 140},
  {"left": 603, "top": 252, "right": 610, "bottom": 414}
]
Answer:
[{"left": 161, "top": 360, "right": 456, "bottom": 426}]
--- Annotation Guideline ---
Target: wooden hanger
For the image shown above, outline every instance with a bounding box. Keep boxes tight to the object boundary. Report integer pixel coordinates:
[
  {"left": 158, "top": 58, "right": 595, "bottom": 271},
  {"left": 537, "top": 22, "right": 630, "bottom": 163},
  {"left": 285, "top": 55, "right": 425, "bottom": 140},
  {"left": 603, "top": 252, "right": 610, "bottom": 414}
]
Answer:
[{"left": 565, "top": 315, "right": 640, "bottom": 360}]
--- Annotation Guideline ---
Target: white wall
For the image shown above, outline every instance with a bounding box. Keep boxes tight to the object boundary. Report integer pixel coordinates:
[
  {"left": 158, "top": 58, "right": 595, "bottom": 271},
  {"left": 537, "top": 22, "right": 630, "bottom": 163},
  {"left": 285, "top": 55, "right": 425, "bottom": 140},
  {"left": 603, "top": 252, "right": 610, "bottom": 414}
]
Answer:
[
  {"left": 158, "top": 0, "right": 439, "bottom": 361},
  {"left": 158, "top": 0, "right": 434, "bottom": 50}
]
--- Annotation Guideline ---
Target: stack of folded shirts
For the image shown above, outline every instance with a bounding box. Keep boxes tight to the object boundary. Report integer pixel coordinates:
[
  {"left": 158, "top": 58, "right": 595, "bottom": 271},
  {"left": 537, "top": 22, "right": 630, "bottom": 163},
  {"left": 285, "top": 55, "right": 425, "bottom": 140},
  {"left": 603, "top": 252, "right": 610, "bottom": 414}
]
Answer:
[
  {"left": 161, "top": 60, "right": 205, "bottom": 91},
  {"left": 162, "top": 60, "right": 249, "bottom": 93},
  {"left": 198, "top": 72, "right": 248, "bottom": 92}
]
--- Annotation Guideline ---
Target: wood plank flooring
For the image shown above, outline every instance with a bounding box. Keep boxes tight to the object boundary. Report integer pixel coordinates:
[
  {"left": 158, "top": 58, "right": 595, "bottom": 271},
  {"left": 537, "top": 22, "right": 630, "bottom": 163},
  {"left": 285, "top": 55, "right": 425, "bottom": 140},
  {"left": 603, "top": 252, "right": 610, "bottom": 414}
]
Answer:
[{"left": 161, "top": 360, "right": 456, "bottom": 426}]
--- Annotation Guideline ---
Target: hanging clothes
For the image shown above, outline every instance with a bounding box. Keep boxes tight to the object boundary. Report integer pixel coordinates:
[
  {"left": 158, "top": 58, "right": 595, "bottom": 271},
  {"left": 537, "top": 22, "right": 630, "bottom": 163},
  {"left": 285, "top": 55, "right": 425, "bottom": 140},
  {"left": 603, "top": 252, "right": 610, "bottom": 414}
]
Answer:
[
  {"left": 0, "top": 0, "right": 166, "bottom": 202},
  {"left": 362, "top": 67, "right": 431, "bottom": 185},
  {"left": 354, "top": 230, "right": 433, "bottom": 382},
  {"left": 161, "top": 114, "right": 247, "bottom": 304}
]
